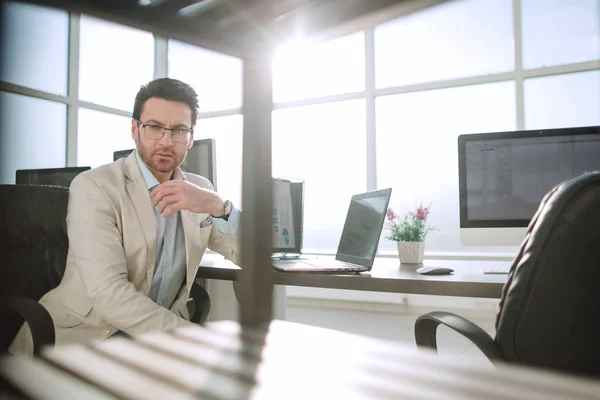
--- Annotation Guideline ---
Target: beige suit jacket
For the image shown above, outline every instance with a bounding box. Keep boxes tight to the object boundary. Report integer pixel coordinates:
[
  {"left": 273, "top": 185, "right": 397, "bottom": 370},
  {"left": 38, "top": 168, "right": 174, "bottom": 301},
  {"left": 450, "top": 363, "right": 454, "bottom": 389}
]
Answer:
[{"left": 9, "top": 153, "right": 241, "bottom": 355}]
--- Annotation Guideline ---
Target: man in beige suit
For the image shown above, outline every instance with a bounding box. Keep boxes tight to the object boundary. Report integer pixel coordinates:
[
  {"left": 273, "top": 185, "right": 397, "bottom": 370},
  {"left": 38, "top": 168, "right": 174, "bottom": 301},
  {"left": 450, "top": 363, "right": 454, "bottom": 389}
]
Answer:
[{"left": 10, "top": 78, "right": 241, "bottom": 355}]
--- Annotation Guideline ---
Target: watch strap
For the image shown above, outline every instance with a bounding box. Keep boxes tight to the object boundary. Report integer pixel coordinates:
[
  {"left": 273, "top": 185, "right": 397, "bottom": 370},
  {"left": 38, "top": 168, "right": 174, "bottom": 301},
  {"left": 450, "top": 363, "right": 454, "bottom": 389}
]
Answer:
[{"left": 213, "top": 200, "right": 232, "bottom": 221}]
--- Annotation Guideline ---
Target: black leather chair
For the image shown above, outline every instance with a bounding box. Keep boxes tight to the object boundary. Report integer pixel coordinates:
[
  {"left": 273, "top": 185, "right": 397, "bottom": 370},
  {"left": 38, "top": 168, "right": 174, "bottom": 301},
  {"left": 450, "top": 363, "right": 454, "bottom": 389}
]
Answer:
[
  {"left": 414, "top": 171, "right": 600, "bottom": 380},
  {"left": 1, "top": 184, "right": 211, "bottom": 355},
  {"left": 0, "top": 184, "right": 67, "bottom": 354}
]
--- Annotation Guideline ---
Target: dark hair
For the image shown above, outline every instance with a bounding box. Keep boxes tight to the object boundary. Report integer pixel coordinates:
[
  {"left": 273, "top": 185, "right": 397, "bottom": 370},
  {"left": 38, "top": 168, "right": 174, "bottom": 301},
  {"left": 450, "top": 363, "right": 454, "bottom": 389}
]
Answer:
[{"left": 132, "top": 78, "right": 199, "bottom": 126}]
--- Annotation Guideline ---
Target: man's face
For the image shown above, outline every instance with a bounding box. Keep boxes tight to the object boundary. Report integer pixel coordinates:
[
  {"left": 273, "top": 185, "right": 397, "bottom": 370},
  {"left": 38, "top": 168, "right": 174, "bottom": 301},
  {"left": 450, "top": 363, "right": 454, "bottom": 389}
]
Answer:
[{"left": 131, "top": 97, "right": 194, "bottom": 176}]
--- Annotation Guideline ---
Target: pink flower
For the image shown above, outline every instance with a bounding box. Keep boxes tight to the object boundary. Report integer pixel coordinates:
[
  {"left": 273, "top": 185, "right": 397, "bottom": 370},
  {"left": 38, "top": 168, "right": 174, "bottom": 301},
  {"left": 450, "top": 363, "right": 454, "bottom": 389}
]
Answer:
[
  {"left": 415, "top": 203, "right": 430, "bottom": 221},
  {"left": 386, "top": 208, "right": 397, "bottom": 221}
]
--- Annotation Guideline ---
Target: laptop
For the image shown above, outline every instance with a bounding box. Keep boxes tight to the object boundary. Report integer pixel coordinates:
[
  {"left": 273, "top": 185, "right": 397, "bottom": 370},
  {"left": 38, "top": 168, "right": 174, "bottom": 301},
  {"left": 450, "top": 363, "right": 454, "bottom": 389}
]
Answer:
[{"left": 273, "top": 188, "right": 392, "bottom": 274}]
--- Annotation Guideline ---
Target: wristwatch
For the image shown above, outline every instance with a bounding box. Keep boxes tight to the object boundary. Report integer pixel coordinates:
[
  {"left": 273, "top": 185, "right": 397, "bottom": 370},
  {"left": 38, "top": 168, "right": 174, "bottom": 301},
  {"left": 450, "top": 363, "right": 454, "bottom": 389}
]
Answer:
[{"left": 213, "top": 200, "right": 232, "bottom": 221}]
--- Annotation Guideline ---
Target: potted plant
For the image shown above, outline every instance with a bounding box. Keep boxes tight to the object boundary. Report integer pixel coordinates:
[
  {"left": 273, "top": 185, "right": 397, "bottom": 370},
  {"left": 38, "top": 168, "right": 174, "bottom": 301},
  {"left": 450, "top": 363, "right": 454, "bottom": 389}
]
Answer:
[{"left": 385, "top": 203, "right": 437, "bottom": 264}]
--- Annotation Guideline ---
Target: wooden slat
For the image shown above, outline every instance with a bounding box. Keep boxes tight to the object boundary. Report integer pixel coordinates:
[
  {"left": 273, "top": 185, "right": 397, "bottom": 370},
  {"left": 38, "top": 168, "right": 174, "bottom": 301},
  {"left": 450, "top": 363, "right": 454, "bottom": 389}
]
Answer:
[
  {"left": 181, "top": 321, "right": 600, "bottom": 400},
  {"left": 92, "top": 337, "right": 255, "bottom": 400},
  {"left": 258, "top": 320, "right": 600, "bottom": 400},
  {"left": 209, "top": 320, "right": 600, "bottom": 400},
  {"left": 0, "top": 356, "right": 116, "bottom": 400},
  {"left": 40, "top": 345, "right": 195, "bottom": 400},
  {"left": 170, "top": 324, "right": 476, "bottom": 399},
  {"left": 136, "top": 331, "right": 262, "bottom": 381},
  {"left": 3, "top": 320, "right": 600, "bottom": 400},
  {"left": 171, "top": 325, "right": 269, "bottom": 367},
  {"left": 132, "top": 327, "right": 441, "bottom": 400},
  {"left": 238, "top": 54, "right": 275, "bottom": 328}
]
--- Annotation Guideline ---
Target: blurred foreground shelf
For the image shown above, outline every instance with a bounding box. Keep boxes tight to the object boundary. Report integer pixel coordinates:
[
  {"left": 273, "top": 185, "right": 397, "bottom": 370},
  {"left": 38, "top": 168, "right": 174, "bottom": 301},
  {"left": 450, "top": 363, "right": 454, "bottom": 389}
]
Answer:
[{"left": 2, "top": 320, "right": 600, "bottom": 400}]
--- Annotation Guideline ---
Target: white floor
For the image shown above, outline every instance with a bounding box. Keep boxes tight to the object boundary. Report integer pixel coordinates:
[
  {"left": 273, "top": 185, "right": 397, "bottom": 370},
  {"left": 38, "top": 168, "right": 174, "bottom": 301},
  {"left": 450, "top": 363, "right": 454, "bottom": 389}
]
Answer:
[
  {"left": 285, "top": 304, "right": 497, "bottom": 368},
  {"left": 205, "top": 279, "right": 498, "bottom": 368}
]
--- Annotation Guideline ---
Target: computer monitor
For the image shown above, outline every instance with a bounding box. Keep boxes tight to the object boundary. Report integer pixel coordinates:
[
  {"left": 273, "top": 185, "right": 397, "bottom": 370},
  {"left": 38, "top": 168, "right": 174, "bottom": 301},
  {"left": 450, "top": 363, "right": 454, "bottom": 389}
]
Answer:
[
  {"left": 113, "top": 139, "right": 217, "bottom": 189},
  {"left": 15, "top": 167, "right": 91, "bottom": 187},
  {"left": 458, "top": 125, "right": 600, "bottom": 246},
  {"left": 113, "top": 149, "right": 134, "bottom": 161},
  {"left": 272, "top": 178, "right": 304, "bottom": 257}
]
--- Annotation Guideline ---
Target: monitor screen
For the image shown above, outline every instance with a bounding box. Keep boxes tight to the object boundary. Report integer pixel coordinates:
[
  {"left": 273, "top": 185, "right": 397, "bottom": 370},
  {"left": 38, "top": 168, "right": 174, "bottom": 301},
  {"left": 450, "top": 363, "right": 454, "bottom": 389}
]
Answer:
[
  {"left": 272, "top": 178, "right": 304, "bottom": 255},
  {"left": 15, "top": 167, "right": 91, "bottom": 187},
  {"left": 113, "top": 139, "right": 217, "bottom": 189},
  {"left": 113, "top": 149, "right": 134, "bottom": 161},
  {"left": 458, "top": 125, "right": 600, "bottom": 245},
  {"left": 336, "top": 188, "right": 392, "bottom": 266}
]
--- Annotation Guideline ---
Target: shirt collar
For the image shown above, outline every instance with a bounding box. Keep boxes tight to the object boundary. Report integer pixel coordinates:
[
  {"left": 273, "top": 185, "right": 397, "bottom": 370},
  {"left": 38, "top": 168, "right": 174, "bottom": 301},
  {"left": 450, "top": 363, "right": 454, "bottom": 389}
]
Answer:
[{"left": 135, "top": 150, "right": 184, "bottom": 191}]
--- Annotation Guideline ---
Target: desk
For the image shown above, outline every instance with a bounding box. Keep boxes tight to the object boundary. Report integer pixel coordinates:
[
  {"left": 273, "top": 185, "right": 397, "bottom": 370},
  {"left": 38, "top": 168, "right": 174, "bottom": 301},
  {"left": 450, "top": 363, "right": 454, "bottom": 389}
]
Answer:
[
  {"left": 197, "top": 253, "right": 511, "bottom": 299},
  {"left": 2, "top": 319, "right": 598, "bottom": 400}
]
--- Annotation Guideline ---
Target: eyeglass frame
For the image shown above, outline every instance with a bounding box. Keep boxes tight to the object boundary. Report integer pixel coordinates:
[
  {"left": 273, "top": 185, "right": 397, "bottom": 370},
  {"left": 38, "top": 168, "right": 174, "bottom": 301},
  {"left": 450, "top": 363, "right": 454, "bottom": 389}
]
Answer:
[{"left": 136, "top": 119, "right": 194, "bottom": 143}]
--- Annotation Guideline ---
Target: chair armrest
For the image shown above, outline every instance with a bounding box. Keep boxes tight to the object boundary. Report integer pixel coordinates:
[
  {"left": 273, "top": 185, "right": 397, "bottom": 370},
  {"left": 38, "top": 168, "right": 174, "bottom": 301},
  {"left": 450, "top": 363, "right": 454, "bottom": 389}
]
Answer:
[
  {"left": 0, "top": 296, "right": 55, "bottom": 355},
  {"left": 414, "top": 311, "right": 505, "bottom": 363},
  {"left": 233, "top": 281, "right": 242, "bottom": 304},
  {"left": 188, "top": 284, "right": 211, "bottom": 324}
]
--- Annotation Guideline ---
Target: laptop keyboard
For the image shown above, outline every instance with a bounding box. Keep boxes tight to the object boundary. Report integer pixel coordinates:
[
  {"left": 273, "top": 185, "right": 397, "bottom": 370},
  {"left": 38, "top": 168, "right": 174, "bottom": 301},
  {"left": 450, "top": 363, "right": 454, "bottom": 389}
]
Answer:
[{"left": 299, "top": 259, "right": 360, "bottom": 270}]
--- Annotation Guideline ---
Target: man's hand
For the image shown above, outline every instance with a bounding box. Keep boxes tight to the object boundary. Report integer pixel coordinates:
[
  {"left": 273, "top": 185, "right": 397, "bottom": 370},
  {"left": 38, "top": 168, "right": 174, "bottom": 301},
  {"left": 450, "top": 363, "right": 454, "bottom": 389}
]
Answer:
[{"left": 151, "top": 180, "right": 224, "bottom": 218}]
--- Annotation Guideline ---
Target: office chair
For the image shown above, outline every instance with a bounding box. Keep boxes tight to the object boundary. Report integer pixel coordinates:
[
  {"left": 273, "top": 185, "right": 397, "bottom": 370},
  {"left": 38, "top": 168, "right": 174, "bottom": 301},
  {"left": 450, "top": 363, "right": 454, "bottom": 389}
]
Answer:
[
  {"left": 0, "top": 184, "right": 68, "bottom": 354},
  {"left": 0, "top": 184, "right": 212, "bottom": 355},
  {"left": 414, "top": 171, "right": 600, "bottom": 379}
]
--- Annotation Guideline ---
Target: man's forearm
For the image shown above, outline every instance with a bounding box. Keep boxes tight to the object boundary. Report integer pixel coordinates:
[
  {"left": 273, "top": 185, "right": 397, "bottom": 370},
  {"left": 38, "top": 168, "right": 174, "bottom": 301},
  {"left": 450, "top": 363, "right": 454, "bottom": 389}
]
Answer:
[{"left": 83, "top": 270, "right": 193, "bottom": 334}]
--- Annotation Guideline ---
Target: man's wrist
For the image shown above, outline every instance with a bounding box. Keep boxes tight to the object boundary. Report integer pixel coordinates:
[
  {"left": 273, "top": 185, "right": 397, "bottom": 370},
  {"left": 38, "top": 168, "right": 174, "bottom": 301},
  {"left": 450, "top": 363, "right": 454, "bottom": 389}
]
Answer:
[
  {"left": 212, "top": 199, "right": 232, "bottom": 221},
  {"left": 212, "top": 200, "right": 225, "bottom": 217}
]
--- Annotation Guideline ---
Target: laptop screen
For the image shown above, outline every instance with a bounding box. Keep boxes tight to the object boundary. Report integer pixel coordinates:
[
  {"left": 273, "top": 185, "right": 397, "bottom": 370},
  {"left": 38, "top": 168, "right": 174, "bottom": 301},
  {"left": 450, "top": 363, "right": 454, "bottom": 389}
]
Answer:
[{"left": 336, "top": 188, "right": 392, "bottom": 267}]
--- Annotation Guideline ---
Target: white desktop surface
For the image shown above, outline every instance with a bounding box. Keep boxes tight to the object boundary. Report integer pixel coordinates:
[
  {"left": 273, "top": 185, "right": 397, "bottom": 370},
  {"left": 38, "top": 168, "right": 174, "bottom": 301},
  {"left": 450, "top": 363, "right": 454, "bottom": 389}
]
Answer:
[{"left": 197, "top": 253, "right": 510, "bottom": 299}]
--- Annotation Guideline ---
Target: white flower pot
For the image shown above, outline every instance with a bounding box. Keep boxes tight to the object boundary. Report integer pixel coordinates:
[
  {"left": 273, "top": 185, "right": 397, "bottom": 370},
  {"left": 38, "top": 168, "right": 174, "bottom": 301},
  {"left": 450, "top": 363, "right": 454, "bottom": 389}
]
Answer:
[{"left": 397, "top": 241, "right": 425, "bottom": 264}]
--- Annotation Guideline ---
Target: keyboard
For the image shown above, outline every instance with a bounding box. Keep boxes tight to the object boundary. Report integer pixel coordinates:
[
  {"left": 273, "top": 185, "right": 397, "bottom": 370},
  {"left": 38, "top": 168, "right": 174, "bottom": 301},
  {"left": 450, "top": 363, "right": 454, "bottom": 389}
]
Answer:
[
  {"left": 299, "top": 259, "right": 362, "bottom": 271},
  {"left": 480, "top": 268, "right": 510, "bottom": 275},
  {"left": 272, "top": 258, "right": 370, "bottom": 273}
]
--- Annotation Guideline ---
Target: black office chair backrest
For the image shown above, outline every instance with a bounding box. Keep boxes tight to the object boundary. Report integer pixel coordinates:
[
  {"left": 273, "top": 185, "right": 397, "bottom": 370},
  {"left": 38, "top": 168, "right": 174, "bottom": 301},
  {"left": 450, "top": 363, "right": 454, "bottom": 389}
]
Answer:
[
  {"left": 0, "top": 184, "right": 69, "bottom": 352},
  {"left": 495, "top": 171, "right": 600, "bottom": 378}
]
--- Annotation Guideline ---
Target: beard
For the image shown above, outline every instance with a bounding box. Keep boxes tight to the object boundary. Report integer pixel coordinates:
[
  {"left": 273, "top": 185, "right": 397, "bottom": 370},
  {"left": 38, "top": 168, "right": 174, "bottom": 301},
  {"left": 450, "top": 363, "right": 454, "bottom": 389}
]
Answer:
[{"left": 138, "top": 144, "right": 184, "bottom": 174}]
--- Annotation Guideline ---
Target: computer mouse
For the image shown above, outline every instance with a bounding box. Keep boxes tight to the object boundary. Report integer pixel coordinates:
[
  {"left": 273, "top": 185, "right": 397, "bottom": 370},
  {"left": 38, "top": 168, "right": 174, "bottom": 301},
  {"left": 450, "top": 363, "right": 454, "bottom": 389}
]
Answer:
[{"left": 416, "top": 266, "right": 454, "bottom": 275}]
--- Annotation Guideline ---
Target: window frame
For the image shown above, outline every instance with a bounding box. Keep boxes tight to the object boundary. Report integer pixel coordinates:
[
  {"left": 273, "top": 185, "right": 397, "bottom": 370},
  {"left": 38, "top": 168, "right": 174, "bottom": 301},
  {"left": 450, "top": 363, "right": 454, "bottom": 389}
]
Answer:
[{"left": 1, "top": 0, "right": 598, "bottom": 256}]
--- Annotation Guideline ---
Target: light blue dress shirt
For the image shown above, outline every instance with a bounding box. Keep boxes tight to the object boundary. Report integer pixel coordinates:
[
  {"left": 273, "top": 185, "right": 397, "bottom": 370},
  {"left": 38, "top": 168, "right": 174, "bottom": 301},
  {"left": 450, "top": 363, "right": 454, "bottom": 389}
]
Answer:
[{"left": 135, "top": 151, "right": 239, "bottom": 309}]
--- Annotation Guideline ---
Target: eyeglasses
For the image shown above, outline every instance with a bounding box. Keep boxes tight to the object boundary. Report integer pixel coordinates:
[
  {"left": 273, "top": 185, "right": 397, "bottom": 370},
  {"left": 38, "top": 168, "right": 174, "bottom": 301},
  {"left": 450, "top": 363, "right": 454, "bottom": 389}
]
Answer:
[{"left": 137, "top": 120, "right": 192, "bottom": 143}]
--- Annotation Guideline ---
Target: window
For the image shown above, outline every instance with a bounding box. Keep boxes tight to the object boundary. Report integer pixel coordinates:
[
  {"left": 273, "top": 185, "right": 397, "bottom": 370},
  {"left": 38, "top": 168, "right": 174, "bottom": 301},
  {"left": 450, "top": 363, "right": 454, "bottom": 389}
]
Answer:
[
  {"left": 375, "top": 0, "right": 514, "bottom": 88},
  {"left": 194, "top": 115, "right": 243, "bottom": 206},
  {"left": 1, "top": 2, "right": 68, "bottom": 95},
  {"left": 272, "top": 100, "right": 367, "bottom": 252},
  {"left": 376, "top": 82, "right": 517, "bottom": 256},
  {"left": 168, "top": 40, "right": 243, "bottom": 113},
  {"left": 79, "top": 15, "right": 154, "bottom": 111},
  {"left": 524, "top": 70, "right": 600, "bottom": 129},
  {"left": 522, "top": 0, "right": 600, "bottom": 70},
  {"left": 272, "top": 32, "right": 365, "bottom": 103},
  {"left": 77, "top": 108, "right": 133, "bottom": 168},
  {"left": 0, "top": 92, "right": 66, "bottom": 184}
]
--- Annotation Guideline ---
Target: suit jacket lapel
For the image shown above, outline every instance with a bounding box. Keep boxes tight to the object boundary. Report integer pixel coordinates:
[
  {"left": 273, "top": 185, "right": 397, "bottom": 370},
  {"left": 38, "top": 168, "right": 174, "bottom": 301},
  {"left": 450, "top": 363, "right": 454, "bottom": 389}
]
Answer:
[
  {"left": 123, "top": 156, "right": 201, "bottom": 299},
  {"left": 123, "top": 153, "right": 157, "bottom": 289},
  {"left": 181, "top": 210, "right": 199, "bottom": 295},
  {"left": 167, "top": 210, "right": 197, "bottom": 318}
]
